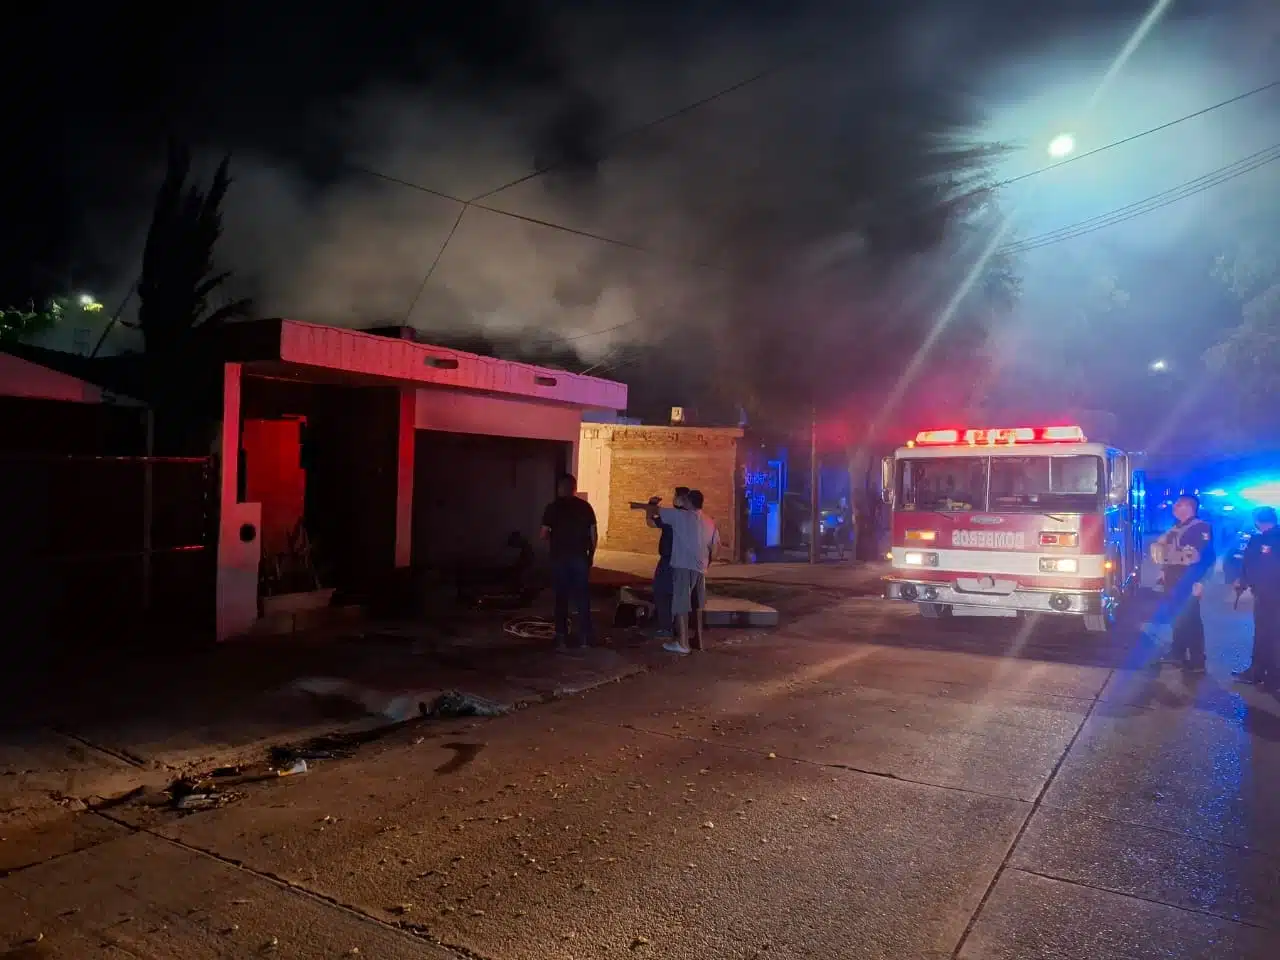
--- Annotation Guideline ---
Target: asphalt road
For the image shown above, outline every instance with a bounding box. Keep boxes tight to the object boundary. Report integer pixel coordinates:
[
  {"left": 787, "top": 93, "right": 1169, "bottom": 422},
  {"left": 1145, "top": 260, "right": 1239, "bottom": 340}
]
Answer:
[{"left": 3, "top": 587, "right": 1279, "bottom": 959}]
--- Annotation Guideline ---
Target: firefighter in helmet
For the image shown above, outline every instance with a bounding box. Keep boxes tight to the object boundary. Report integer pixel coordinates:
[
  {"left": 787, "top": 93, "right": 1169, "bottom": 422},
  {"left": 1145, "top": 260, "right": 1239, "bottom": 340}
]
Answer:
[
  {"left": 1149, "top": 493, "right": 1215, "bottom": 673},
  {"left": 1233, "top": 506, "right": 1280, "bottom": 691}
]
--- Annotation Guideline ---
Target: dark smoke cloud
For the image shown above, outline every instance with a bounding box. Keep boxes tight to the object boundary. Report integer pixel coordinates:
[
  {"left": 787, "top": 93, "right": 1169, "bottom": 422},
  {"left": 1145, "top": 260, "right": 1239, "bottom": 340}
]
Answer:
[{"left": 72, "top": 0, "right": 1216, "bottom": 422}]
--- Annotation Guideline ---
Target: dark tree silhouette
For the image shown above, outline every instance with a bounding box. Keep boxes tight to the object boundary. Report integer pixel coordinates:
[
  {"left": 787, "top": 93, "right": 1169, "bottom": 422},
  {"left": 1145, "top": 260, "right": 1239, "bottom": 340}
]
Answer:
[
  {"left": 138, "top": 140, "right": 250, "bottom": 356},
  {"left": 1207, "top": 235, "right": 1280, "bottom": 429},
  {"left": 135, "top": 139, "right": 251, "bottom": 453}
]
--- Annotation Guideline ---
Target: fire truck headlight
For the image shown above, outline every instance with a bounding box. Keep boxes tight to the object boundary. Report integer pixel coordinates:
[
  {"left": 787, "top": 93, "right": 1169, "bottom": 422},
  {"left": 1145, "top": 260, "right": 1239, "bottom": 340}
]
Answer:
[
  {"left": 904, "top": 551, "right": 938, "bottom": 567},
  {"left": 1040, "top": 557, "right": 1079, "bottom": 574}
]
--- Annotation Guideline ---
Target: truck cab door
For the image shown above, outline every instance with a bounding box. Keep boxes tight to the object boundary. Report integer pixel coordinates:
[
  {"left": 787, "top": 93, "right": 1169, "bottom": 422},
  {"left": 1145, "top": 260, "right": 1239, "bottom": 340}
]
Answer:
[
  {"left": 880, "top": 457, "right": 895, "bottom": 506},
  {"left": 1106, "top": 453, "right": 1131, "bottom": 585}
]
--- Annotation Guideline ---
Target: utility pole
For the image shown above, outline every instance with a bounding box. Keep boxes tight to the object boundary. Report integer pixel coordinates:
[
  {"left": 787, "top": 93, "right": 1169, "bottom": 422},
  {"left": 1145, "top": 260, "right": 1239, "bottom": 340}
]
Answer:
[{"left": 809, "top": 406, "right": 819, "bottom": 564}]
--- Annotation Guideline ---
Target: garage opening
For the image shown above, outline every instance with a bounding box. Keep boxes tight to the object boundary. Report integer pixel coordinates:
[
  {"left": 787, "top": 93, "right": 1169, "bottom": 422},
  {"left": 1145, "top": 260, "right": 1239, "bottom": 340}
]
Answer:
[{"left": 412, "top": 431, "right": 569, "bottom": 570}]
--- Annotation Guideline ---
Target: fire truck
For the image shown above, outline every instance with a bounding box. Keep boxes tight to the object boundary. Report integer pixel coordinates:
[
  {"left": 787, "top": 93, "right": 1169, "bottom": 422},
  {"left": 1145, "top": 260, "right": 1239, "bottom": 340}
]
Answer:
[{"left": 881, "top": 425, "right": 1145, "bottom": 632}]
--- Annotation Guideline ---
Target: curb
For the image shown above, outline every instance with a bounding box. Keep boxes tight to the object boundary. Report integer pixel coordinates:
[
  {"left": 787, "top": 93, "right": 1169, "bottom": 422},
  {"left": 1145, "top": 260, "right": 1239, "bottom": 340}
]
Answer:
[{"left": 14, "top": 631, "right": 732, "bottom": 825}]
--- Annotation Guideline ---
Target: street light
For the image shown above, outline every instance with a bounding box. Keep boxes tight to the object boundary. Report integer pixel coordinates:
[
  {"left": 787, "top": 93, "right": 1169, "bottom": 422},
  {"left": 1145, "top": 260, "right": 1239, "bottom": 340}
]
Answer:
[
  {"left": 77, "top": 293, "right": 103, "bottom": 312},
  {"left": 1047, "top": 133, "right": 1076, "bottom": 159},
  {"left": 1149, "top": 359, "right": 1168, "bottom": 372}
]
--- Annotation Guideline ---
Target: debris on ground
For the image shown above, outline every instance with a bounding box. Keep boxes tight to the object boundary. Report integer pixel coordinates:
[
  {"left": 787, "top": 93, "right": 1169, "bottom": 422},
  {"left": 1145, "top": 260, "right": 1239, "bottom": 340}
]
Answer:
[
  {"left": 503, "top": 616, "right": 557, "bottom": 641},
  {"left": 268, "top": 725, "right": 392, "bottom": 768},
  {"left": 166, "top": 756, "right": 307, "bottom": 812},
  {"left": 174, "top": 793, "right": 222, "bottom": 811},
  {"left": 424, "top": 691, "right": 509, "bottom": 718},
  {"left": 615, "top": 587, "right": 655, "bottom": 628},
  {"left": 167, "top": 777, "right": 246, "bottom": 812}
]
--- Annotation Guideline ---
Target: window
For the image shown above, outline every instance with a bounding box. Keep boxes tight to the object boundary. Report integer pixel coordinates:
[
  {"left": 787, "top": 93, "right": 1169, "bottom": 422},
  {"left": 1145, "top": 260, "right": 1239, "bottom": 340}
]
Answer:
[
  {"left": 988, "top": 455, "right": 1103, "bottom": 513},
  {"left": 898, "top": 454, "right": 1105, "bottom": 513},
  {"left": 897, "top": 457, "right": 988, "bottom": 512}
]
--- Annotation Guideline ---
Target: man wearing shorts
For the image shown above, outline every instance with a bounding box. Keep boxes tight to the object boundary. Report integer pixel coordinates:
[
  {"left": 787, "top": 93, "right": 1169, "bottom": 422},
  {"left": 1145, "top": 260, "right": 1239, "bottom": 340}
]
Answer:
[
  {"left": 646, "top": 486, "right": 690, "bottom": 639},
  {"left": 649, "top": 490, "right": 720, "bottom": 655}
]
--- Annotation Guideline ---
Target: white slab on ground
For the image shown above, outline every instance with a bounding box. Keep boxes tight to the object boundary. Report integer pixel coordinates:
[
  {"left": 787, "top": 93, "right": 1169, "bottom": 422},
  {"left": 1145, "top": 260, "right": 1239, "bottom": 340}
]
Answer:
[{"left": 703, "top": 593, "right": 780, "bottom": 627}]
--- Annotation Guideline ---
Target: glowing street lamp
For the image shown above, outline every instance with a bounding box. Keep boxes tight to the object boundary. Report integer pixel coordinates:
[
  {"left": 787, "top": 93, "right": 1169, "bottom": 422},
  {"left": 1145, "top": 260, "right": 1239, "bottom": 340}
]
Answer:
[
  {"left": 1149, "top": 359, "right": 1168, "bottom": 372},
  {"left": 1047, "top": 133, "right": 1076, "bottom": 159},
  {"left": 77, "top": 293, "right": 103, "bottom": 312}
]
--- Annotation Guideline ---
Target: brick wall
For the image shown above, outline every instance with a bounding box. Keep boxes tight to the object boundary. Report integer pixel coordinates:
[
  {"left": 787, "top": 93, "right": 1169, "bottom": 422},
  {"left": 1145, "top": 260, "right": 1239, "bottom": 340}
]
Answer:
[{"left": 586, "top": 425, "right": 740, "bottom": 558}]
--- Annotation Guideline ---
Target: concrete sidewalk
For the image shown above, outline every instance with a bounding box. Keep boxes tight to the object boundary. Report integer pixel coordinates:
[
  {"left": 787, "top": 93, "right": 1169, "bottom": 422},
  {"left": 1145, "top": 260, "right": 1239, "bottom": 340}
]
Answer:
[
  {"left": 595, "top": 549, "right": 889, "bottom": 592},
  {"left": 0, "top": 578, "right": 789, "bottom": 831},
  {"left": 0, "top": 636, "right": 655, "bottom": 831}
]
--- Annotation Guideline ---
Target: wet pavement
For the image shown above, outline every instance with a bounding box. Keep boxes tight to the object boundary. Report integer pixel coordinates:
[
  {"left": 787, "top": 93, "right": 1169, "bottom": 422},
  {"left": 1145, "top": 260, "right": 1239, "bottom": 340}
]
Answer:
[{"left": 3, "top": 586, "right": 1279, "bottom": 958}]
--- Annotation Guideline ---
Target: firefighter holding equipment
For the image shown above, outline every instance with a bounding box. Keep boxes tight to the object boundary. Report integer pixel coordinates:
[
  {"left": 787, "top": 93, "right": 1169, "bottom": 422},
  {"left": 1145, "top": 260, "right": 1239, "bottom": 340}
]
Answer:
[
  {"left": 1234, "top": 506, "right": 1280, "bottom": 692},
  {"left": 1150, "top": 494, "right": 1215, "bottom": 673}
]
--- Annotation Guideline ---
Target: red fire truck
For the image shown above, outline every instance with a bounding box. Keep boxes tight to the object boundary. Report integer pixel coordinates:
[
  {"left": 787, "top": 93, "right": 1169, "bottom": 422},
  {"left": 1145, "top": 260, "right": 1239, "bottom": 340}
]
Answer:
[{"left": 881, "top": 425, "right": 1145, "bottom": 632}]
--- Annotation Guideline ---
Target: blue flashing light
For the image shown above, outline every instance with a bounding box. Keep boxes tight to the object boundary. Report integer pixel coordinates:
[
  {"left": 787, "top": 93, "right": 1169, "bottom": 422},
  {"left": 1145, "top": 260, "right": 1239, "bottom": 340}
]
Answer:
[
  {"left": 1239, "top": 481, "right": 1280, "bottom": 505},
  {"left": 1205, "top": 488, "right": 1228, "bottom": 497}
]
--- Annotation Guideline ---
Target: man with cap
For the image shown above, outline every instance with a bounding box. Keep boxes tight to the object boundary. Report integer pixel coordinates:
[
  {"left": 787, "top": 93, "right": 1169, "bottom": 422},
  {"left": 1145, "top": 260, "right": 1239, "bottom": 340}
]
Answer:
[
  {"left": 1234, "top": 506, "right": 1280, "bottom": 691},
  {"left": 1150, "top": 493, "right": 1216, "bottom": 673}
]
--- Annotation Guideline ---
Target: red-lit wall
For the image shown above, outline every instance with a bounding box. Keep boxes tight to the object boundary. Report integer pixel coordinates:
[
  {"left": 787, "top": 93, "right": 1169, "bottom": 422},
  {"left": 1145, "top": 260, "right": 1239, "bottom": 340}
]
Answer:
[{"left": 241, "top": 418, "right": 307, "bottom": 559}]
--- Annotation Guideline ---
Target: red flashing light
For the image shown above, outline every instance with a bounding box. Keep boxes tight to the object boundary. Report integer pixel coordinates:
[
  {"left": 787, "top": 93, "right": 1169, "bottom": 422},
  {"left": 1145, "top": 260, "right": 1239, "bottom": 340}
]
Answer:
[
  {"left": 964, "top": 427, "right": 1035, "bottom": 445},
  {"left": 1040, "top": 425, "right": 1086, "bottom": 441},
  {"left": 912, "top": 425, "right": 1087, "bottom": 446},
  {"left": 914, "top": 429, "right": 960, "bottom": 444}
]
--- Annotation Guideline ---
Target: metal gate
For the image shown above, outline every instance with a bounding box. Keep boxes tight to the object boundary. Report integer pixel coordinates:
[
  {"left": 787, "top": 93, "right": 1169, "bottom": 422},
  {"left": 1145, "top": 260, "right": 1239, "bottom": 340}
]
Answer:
[{"left": 0, "top": 454, "right": 217, "bottom": 649}]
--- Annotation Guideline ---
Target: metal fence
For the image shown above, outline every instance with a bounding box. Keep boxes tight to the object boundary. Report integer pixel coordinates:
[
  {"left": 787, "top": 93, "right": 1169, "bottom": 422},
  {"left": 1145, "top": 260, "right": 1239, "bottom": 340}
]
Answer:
[{"left": 0, "top": 454, "right": 217, "bottom": 648}]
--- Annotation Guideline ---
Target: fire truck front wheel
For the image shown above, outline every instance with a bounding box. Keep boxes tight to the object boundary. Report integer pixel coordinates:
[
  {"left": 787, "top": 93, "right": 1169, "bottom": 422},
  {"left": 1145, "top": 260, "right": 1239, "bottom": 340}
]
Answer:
[{"left": 919, "top": 602, "right": 952, "bottom": 619}]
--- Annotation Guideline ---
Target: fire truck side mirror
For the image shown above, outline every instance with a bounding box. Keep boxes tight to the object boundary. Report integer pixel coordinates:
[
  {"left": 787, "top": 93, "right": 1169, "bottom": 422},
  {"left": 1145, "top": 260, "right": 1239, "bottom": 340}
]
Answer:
[{"left": 880, "top": 457, "right": 894, "bottom": 504}]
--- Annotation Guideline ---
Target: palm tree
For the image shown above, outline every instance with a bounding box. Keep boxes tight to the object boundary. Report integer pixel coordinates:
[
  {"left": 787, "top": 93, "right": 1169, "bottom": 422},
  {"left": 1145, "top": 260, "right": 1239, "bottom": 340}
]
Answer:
[
  {"left": 137, "top": 139, "right": 251, "bottom": 358},
  {"left": 135, "top": 139, "right": 252, "bottom": 452}
]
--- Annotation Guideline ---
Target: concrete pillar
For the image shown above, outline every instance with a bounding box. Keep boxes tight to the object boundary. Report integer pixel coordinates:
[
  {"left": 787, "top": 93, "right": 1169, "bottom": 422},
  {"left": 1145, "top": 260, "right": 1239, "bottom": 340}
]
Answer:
[
  {"left": 393, "top": 387, "right": 415, "bottom": 568},
  {"left": 215, "top": 363, "right": 262, "bottom": 640}
]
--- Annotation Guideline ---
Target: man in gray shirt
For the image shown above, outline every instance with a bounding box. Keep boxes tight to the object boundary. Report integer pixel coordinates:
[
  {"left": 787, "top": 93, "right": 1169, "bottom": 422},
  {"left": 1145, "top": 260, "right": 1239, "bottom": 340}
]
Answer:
[{"left": 646, "top": 489, "right": 720, "bottom": 654}]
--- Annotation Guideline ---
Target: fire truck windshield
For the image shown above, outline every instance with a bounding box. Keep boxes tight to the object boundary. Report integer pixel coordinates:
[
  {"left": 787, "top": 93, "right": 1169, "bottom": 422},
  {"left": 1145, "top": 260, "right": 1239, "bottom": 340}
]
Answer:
[{"left": 898, "top": 455, "right": 1105, "bottom": 514}]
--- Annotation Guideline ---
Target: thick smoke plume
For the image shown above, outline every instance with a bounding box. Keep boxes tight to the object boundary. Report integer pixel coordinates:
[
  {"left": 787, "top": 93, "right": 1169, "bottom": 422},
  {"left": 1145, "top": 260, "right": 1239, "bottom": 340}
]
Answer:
[{"left": 73, "top": 0, "right": 1264, "bottom": 429}]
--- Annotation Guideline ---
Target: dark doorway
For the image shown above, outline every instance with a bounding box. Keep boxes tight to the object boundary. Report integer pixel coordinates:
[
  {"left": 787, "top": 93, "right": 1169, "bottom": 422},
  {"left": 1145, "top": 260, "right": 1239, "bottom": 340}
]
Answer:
[{"left": 412, "top": 432, "right": 568, "bottom": 569}]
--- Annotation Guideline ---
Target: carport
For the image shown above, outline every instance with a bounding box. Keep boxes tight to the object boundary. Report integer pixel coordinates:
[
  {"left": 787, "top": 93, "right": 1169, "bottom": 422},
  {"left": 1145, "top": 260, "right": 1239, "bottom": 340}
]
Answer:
[{"left": 215, "top": 320, "right": 627, "bottom": 640}]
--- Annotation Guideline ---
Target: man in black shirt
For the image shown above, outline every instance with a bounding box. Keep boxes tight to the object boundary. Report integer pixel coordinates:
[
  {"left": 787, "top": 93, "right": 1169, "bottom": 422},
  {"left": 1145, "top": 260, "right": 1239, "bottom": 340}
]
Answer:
[
  {"left": 646, "top": 486, "right": 689, "bottom": 639},
  {"left": 540, "top": 473, "right": 598, "bottom": 648}
]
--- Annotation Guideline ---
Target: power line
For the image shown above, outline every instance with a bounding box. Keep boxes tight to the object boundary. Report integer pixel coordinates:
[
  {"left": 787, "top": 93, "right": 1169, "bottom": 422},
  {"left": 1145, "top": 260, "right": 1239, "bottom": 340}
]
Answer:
[
  {"left": 1001, "top": 143, "right": 1280, "bottom": 253},
  {"left": 534, "top": 320, "right": 640, "bottom": 346},
  {"left": 353, "top": 165, "right": 720, "bottom": 268},
  {"left": 402, "top": 205, "right": 466, "bottom": 324},
  {"left": 467, "top": 54, "right": 812, "bottom": 204},
  {"left": 994, "top": 79, "right": 1280, "bottom": 190},
  {"left": 361, "top": 76, "right": 1280, "bottom": 341},
  {"left": 1007, "top": 144, "right": 1280, "bottom": 249},
  {"left": 1005, "top": 147, "right": 1280, "bottom": 253},
  {"left": 350, "top": 163, "right": 717, "bottom": 345}
]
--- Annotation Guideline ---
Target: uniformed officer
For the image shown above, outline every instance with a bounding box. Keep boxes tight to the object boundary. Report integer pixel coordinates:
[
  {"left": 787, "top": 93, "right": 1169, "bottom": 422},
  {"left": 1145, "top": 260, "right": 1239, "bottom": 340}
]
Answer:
[
  {"left": 1150, "top": 493, "right": 1215, "bottom": 673},
  {"left": 1234, "top": 506, "right": 1280, "bottom": 691}
]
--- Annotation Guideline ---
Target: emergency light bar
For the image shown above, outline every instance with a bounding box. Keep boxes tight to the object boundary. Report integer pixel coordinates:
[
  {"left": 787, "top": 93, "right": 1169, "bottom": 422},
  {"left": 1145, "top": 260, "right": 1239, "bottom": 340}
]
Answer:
[{"left": 912, "top": 425, "right": 1086, "bottom": 446}]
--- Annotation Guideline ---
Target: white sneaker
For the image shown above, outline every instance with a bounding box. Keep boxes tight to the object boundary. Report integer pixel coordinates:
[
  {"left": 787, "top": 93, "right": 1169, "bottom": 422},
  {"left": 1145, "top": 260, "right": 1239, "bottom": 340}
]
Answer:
[{"left": 662, "top": 641, "right": 691, "bottom": 656}]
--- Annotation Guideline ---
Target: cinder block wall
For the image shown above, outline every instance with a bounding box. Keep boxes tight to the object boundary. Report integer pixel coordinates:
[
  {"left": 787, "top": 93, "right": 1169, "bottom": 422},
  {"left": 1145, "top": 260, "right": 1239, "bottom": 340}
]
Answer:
[{"left": 581, "top": 424, "right": 740, "bottom": 558}]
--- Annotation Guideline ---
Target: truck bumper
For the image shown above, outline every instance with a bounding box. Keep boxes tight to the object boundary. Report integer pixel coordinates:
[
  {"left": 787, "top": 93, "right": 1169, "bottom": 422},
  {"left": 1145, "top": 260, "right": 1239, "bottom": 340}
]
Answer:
[{"left": 883, "top": 578, "right": 1105, "bottom": 616}]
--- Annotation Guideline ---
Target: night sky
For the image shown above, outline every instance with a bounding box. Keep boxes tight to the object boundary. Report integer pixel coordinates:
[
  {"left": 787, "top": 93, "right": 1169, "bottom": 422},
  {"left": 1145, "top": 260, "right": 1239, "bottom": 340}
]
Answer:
[
  {"left": 5, "top": 0, "right": 1275, "bottom": 439},
  {"left": 5, "top": 0, "right": 1178, "bottom": 303}
]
